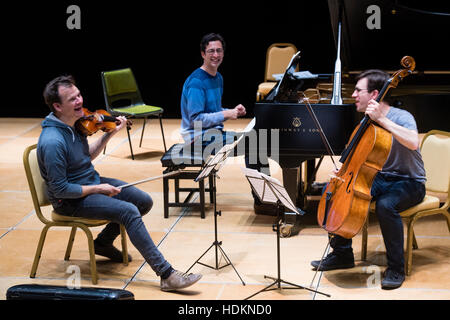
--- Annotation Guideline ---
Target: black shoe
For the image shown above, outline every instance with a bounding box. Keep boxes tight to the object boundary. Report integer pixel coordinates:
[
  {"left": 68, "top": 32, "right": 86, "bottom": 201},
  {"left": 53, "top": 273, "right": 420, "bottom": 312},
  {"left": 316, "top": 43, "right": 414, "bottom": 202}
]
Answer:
[
  {"left": 311, "top": 252, "right": 355, "bottom": 271},
  {"left": 381, "top": 268, "right": 405, "bottom": 290},
  {"left": 94, "top": 240, "right": 132, "bottom": 263},
  {"left": 253, "top": 202, "right": 278, "bottom": 216}
]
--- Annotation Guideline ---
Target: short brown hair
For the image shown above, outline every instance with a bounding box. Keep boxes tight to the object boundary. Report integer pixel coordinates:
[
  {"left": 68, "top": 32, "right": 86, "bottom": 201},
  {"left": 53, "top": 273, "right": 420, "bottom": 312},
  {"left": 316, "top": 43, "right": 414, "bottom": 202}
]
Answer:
[
  {"left": 43, "top": 75, "right": 76, "bottom": 112},
  {"left": 356, "top": 69, "right": 389, "bottom": 93},
  {"left": 200, "top": 33, "right": 226, "bottom": 53}
]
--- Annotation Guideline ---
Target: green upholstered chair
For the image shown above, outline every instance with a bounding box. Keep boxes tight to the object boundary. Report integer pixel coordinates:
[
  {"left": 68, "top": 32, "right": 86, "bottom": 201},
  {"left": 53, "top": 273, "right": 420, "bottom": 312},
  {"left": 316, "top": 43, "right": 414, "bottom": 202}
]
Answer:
[
  {"left": 24, "top": 144, "right": 129, "bottom": 284},
  {"left": 101, "top": 68, "right": 167, "bottom": 160}
]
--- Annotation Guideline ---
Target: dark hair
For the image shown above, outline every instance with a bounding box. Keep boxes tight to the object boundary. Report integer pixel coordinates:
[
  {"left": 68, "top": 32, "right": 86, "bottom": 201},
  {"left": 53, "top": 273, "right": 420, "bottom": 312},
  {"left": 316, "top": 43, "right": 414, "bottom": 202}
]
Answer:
[
  {"left": 356, "top": 69, "right": 389, "bottom": 93},
  {"left": 200, "top": 33, "right": 226, "bottom": 53},
  {"left": 43, "top": 75, "right": 76, "bottom": 112}
]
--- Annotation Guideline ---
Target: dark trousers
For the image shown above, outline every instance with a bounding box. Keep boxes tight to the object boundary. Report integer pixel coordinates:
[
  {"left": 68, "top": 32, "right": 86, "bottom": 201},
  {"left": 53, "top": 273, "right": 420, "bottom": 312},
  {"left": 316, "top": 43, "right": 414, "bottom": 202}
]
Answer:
[
  {"left": 198, "top": 130, "right": 270, "bottom": 204},
  {"left": 330, "top": 173, "right": 425, "bottom": 274}
]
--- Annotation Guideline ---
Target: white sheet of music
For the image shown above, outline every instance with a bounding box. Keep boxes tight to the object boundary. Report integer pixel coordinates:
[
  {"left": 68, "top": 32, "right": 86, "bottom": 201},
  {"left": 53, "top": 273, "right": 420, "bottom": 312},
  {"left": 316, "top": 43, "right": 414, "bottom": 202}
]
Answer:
[
  {"left": 241, "top": 167, "right": 299, "bottom": 214},
  {"left": 273, "top": 71, "right": 319, "bottom": 81},
  {"left": 242, "top": 117, "right": 255, "bottom": 133}
]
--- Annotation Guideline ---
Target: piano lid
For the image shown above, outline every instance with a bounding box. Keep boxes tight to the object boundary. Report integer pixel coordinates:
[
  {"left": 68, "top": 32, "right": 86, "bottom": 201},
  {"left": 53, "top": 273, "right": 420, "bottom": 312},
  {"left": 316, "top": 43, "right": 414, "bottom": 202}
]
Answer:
[{"left": 328, "top": 0, "right": 450, "bottom": 72}]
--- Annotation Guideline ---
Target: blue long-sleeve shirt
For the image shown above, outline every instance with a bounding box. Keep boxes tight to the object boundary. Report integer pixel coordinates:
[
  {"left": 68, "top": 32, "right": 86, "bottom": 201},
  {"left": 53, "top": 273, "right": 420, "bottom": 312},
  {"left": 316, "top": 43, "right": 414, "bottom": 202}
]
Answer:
[
  {"left": 180, "top": 68, "right": 225, "bottom": 142},
  {"left": 37, "top": 113, "right": 100, "bottom": 207}
]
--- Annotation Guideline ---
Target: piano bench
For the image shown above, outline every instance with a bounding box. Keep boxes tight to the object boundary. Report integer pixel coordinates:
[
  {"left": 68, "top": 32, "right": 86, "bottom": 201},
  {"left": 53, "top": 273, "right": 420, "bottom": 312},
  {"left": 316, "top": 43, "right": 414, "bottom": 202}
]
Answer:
[{"left": 160, "top": 143, "right": 214, "bottom": 219}]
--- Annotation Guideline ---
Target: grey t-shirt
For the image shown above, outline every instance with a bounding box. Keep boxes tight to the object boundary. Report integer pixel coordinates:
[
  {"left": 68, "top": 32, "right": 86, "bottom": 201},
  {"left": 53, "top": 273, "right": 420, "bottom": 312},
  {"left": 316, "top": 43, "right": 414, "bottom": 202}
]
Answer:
[{"left": 380, "top": 107, "right": 426, "bottom": 183}]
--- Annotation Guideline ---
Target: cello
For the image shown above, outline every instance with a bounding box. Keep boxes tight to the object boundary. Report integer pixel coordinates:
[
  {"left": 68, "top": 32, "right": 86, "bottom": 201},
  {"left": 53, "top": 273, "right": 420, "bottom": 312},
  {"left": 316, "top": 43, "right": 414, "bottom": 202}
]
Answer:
[{"left": 316, "top": 56, "right": 416, "bottom": 239}]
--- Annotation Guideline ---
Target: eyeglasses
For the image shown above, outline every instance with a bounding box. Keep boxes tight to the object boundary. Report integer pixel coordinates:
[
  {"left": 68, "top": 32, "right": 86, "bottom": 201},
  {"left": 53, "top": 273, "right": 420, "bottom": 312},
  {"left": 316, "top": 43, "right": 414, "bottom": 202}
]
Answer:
[
  {"left": 354, "top": 87, "right": 369, "bottom": 93},
  {"left": 205, "top": 48, "right": 224, "bottom": 55}
]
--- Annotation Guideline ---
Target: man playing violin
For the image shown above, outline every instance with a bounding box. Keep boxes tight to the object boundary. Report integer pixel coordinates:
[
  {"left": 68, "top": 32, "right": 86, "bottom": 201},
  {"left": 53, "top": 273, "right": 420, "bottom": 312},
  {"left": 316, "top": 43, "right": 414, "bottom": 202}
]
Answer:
[
  {"left": 311, "top": 69, "right": 426, "bottom": 290},
  {"left": 37, "top": 75, "right": 201, "bottom": 291}
]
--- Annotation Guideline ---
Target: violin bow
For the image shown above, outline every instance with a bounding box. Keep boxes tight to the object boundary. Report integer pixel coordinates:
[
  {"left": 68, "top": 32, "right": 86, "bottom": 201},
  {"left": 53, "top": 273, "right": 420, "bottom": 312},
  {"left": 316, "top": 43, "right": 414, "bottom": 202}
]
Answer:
[{"left": 118, "top": 170, "right": 182, "bottom": 189}]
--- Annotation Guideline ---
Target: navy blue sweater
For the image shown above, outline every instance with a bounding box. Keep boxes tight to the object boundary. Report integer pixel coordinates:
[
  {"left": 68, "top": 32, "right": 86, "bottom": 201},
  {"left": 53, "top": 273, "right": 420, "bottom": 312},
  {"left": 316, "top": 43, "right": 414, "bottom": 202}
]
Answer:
[{"left": 37, "top": 113, "right": 100, "bottom": 207}]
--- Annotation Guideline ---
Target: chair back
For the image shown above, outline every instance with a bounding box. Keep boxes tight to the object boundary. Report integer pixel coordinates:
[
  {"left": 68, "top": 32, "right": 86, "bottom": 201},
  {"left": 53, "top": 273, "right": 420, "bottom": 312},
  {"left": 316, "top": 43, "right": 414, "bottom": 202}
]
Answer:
[
  {"left": 264, "top": 43, "right": 298, "bottom": 82},
  {"left": 101, "top": 68, "right": 144, "bottom": 111},
  {"left": 421, "top": 130, "right": 450, "bottom": 193},
  {"left": 23, "top": 144, "right": 52, "bottom": 224}
]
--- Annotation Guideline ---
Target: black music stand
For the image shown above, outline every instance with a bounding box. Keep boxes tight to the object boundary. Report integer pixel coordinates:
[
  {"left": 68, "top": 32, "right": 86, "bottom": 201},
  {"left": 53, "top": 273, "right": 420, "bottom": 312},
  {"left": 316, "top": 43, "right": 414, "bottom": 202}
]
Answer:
[
  {"left": 185, "top": 137, "right": 245, "bottom": 285},
  {"left": 241, "top": 168, "right": 330, "bottom": 300}
]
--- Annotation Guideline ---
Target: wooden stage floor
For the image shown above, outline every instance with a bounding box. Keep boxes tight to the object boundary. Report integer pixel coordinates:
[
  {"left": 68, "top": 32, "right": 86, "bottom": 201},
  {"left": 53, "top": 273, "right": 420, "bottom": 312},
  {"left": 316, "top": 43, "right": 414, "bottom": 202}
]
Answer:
[{"left": 1, "top": 117, "right": 449, "bottom": 301}]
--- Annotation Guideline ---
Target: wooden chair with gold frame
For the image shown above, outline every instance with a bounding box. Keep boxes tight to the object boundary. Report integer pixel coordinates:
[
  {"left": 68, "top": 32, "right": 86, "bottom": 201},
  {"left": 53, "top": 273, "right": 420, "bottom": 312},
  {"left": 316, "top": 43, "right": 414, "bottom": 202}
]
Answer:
[
  {"left": 256, "top": 43, "right": 298, "bottom": 101},
  {"left": 23, "top": 144, "right": 129, "bottom": 284},
  {"left": 361, "top": 130, "right": 450, "bottom": 275}
]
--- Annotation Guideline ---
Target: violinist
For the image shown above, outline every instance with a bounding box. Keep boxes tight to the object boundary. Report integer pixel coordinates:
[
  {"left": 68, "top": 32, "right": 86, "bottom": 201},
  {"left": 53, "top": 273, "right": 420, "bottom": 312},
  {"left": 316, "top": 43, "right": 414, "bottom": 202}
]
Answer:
[
  {"left": 311, "top": 69, "right": 426, "bottom": 290},
  {"left": 37, "top": 75, "right": 202, "bottom": 291}
]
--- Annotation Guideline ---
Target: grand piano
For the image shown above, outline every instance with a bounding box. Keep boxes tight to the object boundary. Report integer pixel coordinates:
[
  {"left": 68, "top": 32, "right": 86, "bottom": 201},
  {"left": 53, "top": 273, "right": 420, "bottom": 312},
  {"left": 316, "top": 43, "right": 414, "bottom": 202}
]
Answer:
[{"left": 254, "top": 0, "right": 450, "bottom": 210}]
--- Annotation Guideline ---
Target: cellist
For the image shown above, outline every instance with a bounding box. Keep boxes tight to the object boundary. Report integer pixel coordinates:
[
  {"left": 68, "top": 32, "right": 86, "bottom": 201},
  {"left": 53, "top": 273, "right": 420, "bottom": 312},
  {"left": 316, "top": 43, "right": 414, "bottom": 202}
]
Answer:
[{"left": 311, "top": 69, "right": 426, "bottom": 290}]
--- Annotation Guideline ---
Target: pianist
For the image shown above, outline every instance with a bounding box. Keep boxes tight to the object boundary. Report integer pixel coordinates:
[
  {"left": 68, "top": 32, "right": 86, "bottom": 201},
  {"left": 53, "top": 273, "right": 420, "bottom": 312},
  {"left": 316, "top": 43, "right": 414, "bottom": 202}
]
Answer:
[
  {"left": 180, "top": 33, "right": 275, "bottom": 215},
  {"left": 310, "top": 69, "right": 426, "bottom": 290}
]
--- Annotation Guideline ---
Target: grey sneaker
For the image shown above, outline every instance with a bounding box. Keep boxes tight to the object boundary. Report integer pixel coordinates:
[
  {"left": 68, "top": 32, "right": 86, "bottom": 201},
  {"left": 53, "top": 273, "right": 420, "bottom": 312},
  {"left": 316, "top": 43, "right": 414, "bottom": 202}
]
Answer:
[{"left": 160, "top": 270, "right": 202, "bottom": 291}]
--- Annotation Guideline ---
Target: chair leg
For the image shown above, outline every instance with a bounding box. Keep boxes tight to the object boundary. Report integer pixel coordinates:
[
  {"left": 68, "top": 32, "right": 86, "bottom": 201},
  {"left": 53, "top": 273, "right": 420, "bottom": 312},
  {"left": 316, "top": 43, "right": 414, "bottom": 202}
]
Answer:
[
  {"left": 30, "top": 225, "right": 51, "bottom": 278},
  {"left": 120, "top": 224, "right": 129, "bottom": 266},
  {"left": 175, "top": 178, "right": 180, "bottom": 203},
  {"left": 126, "top": 126, "right": 135, "bottom": 160},
  {"left": 412, "top": 231, "right": 419, "bottom": 250},
  {"left": 444, "top": 211, "right": 450, "bottom": 233},
  {"left": 405, "top": 218, "right": 416, "bottom": 276},
  {"left": 163, "top": 177, "right": 169, "bottom": 219},
  {"left": 361, "top": 217, "right": 368, "bottom": 261},
  {"left": 139, "top": 117, "right": 147, "bottom": 148},
  {"left": 159, "top": 114, "right": 167, "bottom": 152},
  {"left": 64, "top": 227, "right": 77, "bottom": 261},
  {"left": 78, "top": 224, "right": 98, "bottom": 285}
]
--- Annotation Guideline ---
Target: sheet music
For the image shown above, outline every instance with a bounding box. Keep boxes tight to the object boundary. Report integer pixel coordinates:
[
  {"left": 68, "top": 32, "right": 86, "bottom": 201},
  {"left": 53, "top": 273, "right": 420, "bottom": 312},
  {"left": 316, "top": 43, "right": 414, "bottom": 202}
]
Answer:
[
  {"left": 241, "top": 167, "right": 299, "bottom": 214},
  {"left": 195, "top": 138, "right": 241, "bottom": 181},
  {"left": 195, "top": 118, "right": 254, "bottom": 182},
  {"left": 273, "top": 71, "right": 319, "bottom": 81},
  {"left": 242, "top": 117, "right": 255, "bottom": 133}
]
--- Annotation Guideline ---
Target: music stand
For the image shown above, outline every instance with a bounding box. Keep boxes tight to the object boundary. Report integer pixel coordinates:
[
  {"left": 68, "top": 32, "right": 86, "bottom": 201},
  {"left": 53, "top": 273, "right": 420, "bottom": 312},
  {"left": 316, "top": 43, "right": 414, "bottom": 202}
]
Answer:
[
  {"left": 185, "top": 135, "right": 246, "bottom": 285},
  {"left": 241, "top": 168, "right": 330, "bottom": 300}
]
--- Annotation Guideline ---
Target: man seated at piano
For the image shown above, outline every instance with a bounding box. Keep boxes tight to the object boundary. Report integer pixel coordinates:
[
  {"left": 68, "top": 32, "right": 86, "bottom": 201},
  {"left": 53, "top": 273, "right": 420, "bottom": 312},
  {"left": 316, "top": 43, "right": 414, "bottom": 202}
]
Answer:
[
  {"left": 310, "top": 69, "right": 426, "bottom": 290},
  {"left": 179, "top": 33, "right": 275, "bottom": 215}
]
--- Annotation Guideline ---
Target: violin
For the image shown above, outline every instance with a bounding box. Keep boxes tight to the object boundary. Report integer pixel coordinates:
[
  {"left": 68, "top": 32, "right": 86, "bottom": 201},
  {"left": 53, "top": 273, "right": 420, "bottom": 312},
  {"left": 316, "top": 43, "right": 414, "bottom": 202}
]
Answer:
[
  {"left": 316, "top": 56, "right": 416, "bottom": 239},
  {"left": 75, "top": 108, "right": 131, "bottom": 136}
]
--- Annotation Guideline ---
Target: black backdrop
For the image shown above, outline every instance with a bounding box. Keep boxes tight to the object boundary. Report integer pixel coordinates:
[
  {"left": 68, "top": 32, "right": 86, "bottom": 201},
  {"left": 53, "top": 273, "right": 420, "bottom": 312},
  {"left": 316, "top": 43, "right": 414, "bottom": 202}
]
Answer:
[
  {"left": 3, "top": 1, "right": 335, "bottom": 118},
  {"left": 3, "top": 0, "right": 450, "bottom": 132}
]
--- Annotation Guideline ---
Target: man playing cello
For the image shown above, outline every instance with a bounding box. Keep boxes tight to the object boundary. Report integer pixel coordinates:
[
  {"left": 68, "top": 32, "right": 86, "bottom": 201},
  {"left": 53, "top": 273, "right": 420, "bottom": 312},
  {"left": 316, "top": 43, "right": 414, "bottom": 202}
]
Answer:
[{"left": 311, "top": 69, "right": 426, "bottom": 290}]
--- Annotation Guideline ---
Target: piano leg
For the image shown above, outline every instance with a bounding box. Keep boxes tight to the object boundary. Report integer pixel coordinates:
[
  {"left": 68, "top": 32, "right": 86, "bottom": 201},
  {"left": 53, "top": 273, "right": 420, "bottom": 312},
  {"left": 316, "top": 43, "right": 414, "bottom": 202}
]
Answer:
[
  {"left": 282, "top": 159, "right": 319, "bottom": 211},
  {"left": 282, "top": 167, "right": 300, "bottom": 208}
]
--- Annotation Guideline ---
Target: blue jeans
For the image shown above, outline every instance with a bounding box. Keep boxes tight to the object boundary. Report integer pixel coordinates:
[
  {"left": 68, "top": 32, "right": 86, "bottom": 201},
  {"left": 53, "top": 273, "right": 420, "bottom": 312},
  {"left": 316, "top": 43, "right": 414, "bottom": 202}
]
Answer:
[
  {"left": 54, "top": 177, "right": 172, "bottom": 277},
  {"left": 330, "top": 173, "right": 425, "bottom": 274}
]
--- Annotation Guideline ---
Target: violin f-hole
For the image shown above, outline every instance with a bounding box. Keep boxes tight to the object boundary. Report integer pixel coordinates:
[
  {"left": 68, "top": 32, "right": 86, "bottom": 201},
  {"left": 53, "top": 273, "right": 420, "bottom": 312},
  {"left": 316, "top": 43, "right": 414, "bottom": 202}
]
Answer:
[
  {"left": 322, "top": 192, "right": 333, "bottom": 227},
  {"left": 345, "top": 172, "right": 354, "bottom": 193}
]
